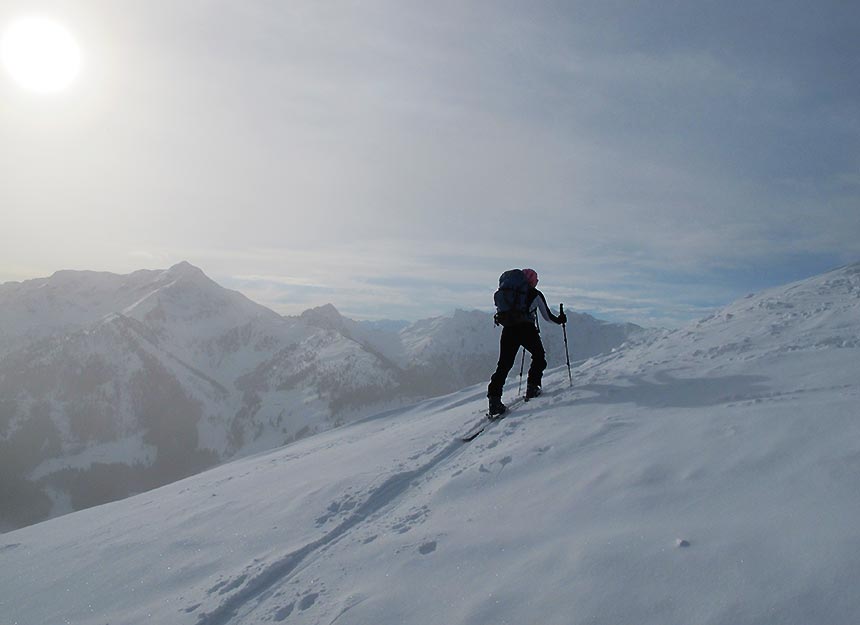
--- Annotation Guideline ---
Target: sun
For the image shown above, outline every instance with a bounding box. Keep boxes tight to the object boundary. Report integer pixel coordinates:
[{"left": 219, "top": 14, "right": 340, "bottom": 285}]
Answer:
[{"left": 1, "top": 16, "right": 82, "bottom": 93}]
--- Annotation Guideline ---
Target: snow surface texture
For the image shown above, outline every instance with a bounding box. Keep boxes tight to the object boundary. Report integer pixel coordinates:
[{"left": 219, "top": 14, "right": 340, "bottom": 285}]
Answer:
[
  {"left": 2, "top": 263, "right": 859, "bottom": 624},
  {"left": 0, "top": 263, "right": 639, "bottom": 530}
]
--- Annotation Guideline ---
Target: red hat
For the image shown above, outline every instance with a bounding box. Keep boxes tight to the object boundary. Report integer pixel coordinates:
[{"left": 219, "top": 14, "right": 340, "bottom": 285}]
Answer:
[{"left": 522, "top": 268, "right": 538, "bottom": 287}]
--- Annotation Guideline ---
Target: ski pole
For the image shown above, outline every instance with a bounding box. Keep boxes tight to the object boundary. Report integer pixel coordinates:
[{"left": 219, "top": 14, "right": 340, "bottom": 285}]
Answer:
[
  {"left": 560, "top": 303, "right": 572, "bottom": 387},
  {"left": 517, "top": 347, "right": 526, "bottom": 396}
]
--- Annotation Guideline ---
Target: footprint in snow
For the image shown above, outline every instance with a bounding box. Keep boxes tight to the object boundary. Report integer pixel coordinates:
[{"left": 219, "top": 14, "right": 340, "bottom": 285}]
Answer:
[
  {"left": 391, "top": 505, "right": 430, "bottom": 533},
  {"left": 218, "top": 574, "right": 246, "bottom": 595},
  {"left": 207, "top": 579, "right": 228, "bottom": 595},
  {"left": 316, "top": 496, "right": 358, "bottom": 527},
  {"left": 409, "top": 442, "right": 442, "bottom": 461},
  {"left": 299, "top": 592, "right": 320, "bottom": 611},
  {"left": 273, "top": 602, "right": 295, "bottom": 621}
]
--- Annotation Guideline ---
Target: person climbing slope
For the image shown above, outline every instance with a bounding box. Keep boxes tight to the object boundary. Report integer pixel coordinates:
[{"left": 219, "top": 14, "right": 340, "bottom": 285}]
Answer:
[{"left": 487, "top": 268, "right": 566, "bottom": 417}]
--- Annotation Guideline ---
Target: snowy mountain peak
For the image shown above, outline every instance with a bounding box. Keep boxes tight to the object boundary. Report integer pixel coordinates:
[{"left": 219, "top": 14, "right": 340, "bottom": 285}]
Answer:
[
  {"left": 300, "top": 303, "right": 346, "bottom": 329},
  {"left": 0, "top": 263, "right": 234, "bottom": 348},
  {"left": 161, "top": 260, "right": 213, "bottom": 284},
  {"left": 120, "top": 263, "right": 281, "bottom": 332}
]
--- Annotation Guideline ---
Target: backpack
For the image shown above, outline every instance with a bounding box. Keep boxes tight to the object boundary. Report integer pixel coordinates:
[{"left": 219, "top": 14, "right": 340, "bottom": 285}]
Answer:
[{"left": 493, "top": 269, "right": 531, "bottom": 327}]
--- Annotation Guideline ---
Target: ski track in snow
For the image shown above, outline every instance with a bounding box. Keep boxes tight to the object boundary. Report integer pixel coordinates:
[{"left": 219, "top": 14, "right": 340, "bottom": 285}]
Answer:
[
  {"left": 194, "top": 435, "right": 469, "bottom": 624},
  {"left": 194, "top": 400, "right": 545, "bottom": 624}
]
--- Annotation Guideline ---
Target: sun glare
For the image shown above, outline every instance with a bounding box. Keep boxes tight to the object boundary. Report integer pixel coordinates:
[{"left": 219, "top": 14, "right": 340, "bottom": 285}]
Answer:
[{"left": 1, "top": 16, "right": 82, "bottom": 93}]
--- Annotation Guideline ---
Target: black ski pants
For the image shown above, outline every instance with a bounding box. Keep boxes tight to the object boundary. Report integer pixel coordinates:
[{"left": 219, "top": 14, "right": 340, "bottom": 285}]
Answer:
[{"left": 487, "top": 322, "right": 547, "bottom": 398}]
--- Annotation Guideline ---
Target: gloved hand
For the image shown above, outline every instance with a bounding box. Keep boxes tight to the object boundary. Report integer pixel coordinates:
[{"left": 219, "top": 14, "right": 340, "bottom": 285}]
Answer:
[{"left": 558, "top": 311, "right": 567, "bottom": 324}]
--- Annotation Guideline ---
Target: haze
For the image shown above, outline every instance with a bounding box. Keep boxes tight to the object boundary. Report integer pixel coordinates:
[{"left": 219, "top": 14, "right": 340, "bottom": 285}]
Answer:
[{"left": 2, "top": 1, "right": 858, "bottom": 325}]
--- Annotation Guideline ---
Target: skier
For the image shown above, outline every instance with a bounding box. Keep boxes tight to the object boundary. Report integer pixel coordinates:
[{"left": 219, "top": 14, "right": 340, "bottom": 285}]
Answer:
[{"left": 487, "top": 268, "right": 566, "bottom": 417}]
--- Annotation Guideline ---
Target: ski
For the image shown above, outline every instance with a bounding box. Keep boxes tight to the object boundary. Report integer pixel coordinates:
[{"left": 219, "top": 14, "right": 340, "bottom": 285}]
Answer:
[
  {"left": 460, "top": 415, "right": 499, "bottom": 442},
  {"left": 460, "top": 397, "right": 526, "bottom": 442}
]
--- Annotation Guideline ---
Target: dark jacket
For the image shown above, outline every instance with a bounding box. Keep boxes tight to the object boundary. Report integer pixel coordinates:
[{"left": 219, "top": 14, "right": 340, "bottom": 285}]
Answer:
[{"left": 526, "top": 288, "right": 564, "bottom": 326}]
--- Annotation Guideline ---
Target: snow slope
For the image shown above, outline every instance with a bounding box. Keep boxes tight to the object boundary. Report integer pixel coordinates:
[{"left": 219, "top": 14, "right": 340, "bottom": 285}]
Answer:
[{"left": 1, "top": 263, "right": 859, "bottom": 624}]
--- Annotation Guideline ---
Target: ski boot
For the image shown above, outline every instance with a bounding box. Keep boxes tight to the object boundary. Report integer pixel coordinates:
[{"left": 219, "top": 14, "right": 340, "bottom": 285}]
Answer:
[
  {"left": 525, "top": 384, "right": 542, "bottom": 400},
  {"left": 488, "top": 396, "right": 507, "bottom": 419}
]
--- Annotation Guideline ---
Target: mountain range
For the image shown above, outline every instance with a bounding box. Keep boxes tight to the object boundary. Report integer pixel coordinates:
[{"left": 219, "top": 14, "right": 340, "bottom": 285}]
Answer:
[
  {"left": 0, "top": 262, "right": 642, "bottom": 530},
  {"left": 2, "top": 262, "right": 859, "bottom": 624}
]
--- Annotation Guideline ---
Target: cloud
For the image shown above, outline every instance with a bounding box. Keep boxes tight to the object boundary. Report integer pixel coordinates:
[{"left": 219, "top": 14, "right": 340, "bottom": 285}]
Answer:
[{"left": 2, "top": 0, "right": 858, "bottom": 327}]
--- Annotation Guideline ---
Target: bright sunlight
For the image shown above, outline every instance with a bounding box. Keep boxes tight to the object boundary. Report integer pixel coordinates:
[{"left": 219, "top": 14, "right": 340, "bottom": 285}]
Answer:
[{"left": 1, "top": 16, "right": 82, "bottom": 93}]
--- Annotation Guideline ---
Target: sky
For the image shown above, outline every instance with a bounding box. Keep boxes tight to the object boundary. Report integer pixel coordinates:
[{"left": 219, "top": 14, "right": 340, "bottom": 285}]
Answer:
[{"left": 1, "top": 0, "right": 858, "bottom": 326}]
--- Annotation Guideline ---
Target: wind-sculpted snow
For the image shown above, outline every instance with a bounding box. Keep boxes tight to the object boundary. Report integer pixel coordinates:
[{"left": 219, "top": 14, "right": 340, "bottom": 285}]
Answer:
[
  {"left": 194, "top": 438, "right": 464, "bottom": 625},
  {"left": 2, "top": 263, "right": 860, "bottom": 624}
]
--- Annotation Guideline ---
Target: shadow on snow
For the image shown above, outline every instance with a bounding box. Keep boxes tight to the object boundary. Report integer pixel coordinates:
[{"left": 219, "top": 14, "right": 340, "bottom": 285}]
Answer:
[{"left": 569, "top": 371, "right": 772, "bottom": 409}]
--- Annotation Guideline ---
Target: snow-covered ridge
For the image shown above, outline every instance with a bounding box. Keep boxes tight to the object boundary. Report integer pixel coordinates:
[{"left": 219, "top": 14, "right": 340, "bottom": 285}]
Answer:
[
  {"left": 1, "top": 263, "right": 859, "bottom": 624},
  {"left": 606, "top": 261, "right": 860, "bottom": 374}
]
